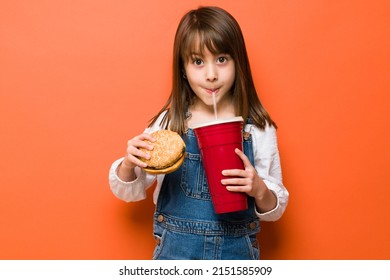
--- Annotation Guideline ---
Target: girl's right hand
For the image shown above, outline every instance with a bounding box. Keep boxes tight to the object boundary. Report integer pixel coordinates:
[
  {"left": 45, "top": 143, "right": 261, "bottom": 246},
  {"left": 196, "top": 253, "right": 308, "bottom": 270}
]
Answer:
[{"left": 121, "top": 133, "right": 156, "bottom": 171}]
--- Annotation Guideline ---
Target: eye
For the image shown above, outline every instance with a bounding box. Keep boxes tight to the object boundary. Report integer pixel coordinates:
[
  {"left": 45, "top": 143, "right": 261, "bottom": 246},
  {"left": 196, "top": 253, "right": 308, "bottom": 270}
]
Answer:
[
  {"left": 193, "top": 58, "right": 203, "bottom": 66},
  {"left": 217, "top": 56, "right": 228, "bottom": 64}
]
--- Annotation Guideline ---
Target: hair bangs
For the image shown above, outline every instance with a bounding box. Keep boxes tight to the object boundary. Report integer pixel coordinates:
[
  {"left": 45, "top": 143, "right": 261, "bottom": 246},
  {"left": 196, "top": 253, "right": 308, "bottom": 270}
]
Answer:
[{"left": 180, "top": 28, "right": 232, "bottom": 62}]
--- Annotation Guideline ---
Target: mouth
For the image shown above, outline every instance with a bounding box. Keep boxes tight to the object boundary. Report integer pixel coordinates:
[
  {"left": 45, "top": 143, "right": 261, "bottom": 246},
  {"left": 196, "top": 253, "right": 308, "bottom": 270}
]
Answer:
[{"left": 205, "top": 88, "right": 220, "bottom": 95}]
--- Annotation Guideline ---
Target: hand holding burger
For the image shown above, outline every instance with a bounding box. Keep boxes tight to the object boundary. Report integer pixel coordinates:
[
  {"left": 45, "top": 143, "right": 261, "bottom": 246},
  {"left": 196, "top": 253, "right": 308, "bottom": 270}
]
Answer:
[
  {"left": 119, "top": 130, "right": 185, "bottom": 182},
  {"left": 138, "top": 130, "right": 186, "bottom": 174}
]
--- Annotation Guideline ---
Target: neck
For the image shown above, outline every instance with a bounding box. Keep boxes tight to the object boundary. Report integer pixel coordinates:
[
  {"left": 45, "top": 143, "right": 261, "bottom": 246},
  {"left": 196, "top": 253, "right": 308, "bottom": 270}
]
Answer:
[{"left": 187, "top": 98, "right": 236, "bottom": 126}]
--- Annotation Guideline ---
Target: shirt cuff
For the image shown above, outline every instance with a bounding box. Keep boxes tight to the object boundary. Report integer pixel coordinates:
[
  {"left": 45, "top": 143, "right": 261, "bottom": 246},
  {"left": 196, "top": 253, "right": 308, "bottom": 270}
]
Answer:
[
  {"left": 113, "top": 158, "right": 145, "bottom": 185},
  {"left": 109, "top": 158, "right": 149, "bottom": 202},
  {"left": 254, "top": 190, "right": 280, "bottom": 219}
]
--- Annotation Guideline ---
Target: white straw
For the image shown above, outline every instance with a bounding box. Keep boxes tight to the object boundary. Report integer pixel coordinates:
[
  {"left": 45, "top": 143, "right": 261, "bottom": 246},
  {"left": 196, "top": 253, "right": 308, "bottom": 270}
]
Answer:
[{"left": 212, "top": 92, "right": 218, "bottom": 120}]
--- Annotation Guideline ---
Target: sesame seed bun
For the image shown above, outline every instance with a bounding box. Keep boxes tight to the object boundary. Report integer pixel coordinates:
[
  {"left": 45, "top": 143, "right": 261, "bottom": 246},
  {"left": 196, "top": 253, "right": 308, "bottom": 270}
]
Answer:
[{"left": 139, "top": 130, "right": 185, "bottom": 174}]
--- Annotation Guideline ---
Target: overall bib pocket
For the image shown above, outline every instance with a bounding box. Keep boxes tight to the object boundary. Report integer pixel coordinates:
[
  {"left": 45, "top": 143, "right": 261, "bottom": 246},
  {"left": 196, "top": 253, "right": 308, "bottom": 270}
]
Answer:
[{"left": 180, "top": 152, "right": 211, "bottom": 200}]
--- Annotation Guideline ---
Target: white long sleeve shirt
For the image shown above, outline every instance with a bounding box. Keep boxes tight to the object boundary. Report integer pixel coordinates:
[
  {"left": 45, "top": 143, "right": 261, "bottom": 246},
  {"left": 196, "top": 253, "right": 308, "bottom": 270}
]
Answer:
[{"left": 109, "top": 114, "right": 289, "bottom": 222}]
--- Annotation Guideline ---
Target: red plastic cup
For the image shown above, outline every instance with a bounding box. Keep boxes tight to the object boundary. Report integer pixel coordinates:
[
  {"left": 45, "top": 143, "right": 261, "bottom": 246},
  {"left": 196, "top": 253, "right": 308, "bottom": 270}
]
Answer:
[{"left": 191, "top": 117, "right": 248, "bottom": 214}]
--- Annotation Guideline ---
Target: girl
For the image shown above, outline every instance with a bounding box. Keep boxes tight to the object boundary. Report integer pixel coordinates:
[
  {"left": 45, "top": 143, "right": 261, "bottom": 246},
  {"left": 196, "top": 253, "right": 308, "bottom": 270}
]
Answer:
[{"left": 109, "top": 6, "right": 289, "bottom": 260}]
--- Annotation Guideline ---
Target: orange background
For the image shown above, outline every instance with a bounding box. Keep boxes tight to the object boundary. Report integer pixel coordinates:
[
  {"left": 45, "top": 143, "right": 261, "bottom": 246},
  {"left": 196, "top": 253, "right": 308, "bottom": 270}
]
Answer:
[{"left": 1, "top": 0, "right": 389, "bottom": 259}]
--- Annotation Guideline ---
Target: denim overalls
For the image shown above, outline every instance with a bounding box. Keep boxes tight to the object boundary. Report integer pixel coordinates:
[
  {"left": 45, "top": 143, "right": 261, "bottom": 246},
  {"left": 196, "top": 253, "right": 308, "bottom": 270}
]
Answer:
[{"left": 152, "top": 123, "right": 260, "bottom": 260}]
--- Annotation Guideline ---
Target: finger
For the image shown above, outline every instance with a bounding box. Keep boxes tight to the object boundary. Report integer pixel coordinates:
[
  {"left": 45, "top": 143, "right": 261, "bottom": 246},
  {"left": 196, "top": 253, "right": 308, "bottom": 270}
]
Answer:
[
  {"left": 222, "top": 169, "right": 246, "bottom": 177},
  {"left": 127, "top": 145, "right": 151, "bottom": 160},
  {"left": 128, "top": 137, "right": 154, "bottom": 151},
  {"left": 234, "top": 148, "right": 252, "bottom": 167},
  {"left": 221, "top": 177, "right": 250, "bottom": 186},
  {"left": 126, "top": 144, "right": 152, "bottom": 167},
  {"left": 125, "top": 153, "right": 148, "bottom": 168},
  {"left": 127, "top": 133, "right": 156, "bottom": 150},
  {"left": 225, "top": 185, "right": 251, "bottom": 193},
  {"left": 138, "top": 133, "right": 156, "bottom": 142}
]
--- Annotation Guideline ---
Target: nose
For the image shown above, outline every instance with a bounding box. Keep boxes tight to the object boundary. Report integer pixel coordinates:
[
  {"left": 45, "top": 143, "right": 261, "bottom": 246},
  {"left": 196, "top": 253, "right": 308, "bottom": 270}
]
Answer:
[{"left": 205, "top": 64, "right": 218, "bottom": 82}]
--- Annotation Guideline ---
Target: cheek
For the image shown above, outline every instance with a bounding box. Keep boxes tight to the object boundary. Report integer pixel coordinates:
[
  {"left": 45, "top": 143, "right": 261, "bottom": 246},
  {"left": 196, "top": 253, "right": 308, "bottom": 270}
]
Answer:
[
  {"left": 186, "top": 74, "right": 196, "bottom": 86},
  {"left": 224, "top": 68, "right": 235, "bottom": 87},
  {"left": 185, "top": 76, "right": 199, "bottom": 95},
  {"left": 185, "top": 70, "right": 200, "bottom": 88},
  {"left": 230, "top": 71, "right": 236, "bottom": 83},
  {"left": 219, "top": 63, "right": 235, "bottom": 82}
]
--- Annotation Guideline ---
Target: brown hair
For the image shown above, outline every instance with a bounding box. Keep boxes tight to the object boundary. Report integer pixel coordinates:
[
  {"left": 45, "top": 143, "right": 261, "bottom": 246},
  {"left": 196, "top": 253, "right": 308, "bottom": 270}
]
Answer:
[{"left": 149, "top": 6, "right": 276, "bottom": 133}]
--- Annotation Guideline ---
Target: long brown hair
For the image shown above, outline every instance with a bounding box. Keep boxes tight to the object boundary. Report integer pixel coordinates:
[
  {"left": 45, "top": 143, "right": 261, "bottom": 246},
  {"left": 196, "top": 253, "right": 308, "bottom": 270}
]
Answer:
[{"left": 149, "top": 6, "right": 276, "bottom": 133}]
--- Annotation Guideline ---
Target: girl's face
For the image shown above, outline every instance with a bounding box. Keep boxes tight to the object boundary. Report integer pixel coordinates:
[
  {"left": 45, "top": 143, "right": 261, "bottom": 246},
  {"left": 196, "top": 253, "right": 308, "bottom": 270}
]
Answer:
[{"left": 184, "top": 47, "right": 235, "bottom": 112}]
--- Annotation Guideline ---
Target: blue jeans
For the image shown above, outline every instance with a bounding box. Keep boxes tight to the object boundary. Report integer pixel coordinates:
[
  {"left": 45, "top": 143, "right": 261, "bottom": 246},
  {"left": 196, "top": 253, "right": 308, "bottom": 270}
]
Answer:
[{"left": 152, "top": 127, "right": 260, "bottom": 260}]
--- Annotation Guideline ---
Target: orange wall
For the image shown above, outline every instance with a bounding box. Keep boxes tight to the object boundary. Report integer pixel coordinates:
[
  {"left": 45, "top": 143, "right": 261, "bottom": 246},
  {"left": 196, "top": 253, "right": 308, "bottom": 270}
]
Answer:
[{"left": 1, "top": 0, "right": 389, "bottom": 259}]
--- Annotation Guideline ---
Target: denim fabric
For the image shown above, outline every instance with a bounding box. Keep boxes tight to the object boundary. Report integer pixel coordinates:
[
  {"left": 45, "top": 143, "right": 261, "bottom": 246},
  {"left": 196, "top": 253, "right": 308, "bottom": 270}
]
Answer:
[{"left": 152, "top": 126, "right": 260, "bottom": 260}]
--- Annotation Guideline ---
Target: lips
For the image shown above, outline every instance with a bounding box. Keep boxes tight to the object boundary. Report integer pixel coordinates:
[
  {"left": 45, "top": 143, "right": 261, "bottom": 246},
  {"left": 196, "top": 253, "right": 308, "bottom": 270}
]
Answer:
[{"left": 205, "top": 88, "right": 219, "bottom": 94}]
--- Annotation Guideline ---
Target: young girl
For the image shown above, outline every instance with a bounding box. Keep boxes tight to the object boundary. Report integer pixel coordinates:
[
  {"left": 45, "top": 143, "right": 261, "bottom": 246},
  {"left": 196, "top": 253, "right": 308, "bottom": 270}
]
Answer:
[{"left": 109, "top": 6, "right": 289, "bottom": 260}]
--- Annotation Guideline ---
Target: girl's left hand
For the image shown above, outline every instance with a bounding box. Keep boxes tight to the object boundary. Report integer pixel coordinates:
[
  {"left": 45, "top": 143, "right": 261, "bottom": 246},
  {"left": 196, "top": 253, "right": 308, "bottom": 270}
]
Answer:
[{"left": 221, "top": 148, "right": 267, "bottom": 199}]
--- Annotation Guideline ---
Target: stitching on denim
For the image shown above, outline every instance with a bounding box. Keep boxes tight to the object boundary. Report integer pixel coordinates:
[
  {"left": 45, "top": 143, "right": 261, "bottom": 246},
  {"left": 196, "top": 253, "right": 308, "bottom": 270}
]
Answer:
[{"left": 155, "top": 214, "right": 260, "bottom": 236}]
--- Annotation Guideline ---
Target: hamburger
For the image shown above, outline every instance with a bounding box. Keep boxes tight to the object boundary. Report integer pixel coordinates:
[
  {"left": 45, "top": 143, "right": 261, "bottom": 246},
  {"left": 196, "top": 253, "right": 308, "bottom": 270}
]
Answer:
[{"left": 139, "top": 130, "right": 186, "bottom": 174}]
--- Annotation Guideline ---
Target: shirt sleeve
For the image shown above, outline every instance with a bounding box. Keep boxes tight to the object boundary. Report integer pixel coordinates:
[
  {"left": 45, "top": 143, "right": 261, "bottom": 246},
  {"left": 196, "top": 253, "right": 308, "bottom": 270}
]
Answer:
[
  {"left": 108, "top": 111, "right": 167, "bottom": 203},
  {"left": 250, "top": 124, "right": 289, "bottom": 221},
  {"left": 109, "top": 158, "right": 157, "bottom": 202}
]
